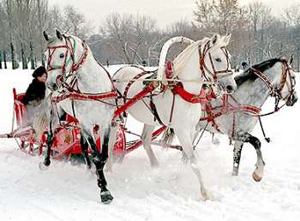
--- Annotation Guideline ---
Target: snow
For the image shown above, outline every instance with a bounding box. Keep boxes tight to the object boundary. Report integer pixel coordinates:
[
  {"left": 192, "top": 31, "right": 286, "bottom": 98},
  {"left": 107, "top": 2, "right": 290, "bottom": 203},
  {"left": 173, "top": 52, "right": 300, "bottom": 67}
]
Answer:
[{"left": 0, "top": 67, "right": 300, "bottom": 221}]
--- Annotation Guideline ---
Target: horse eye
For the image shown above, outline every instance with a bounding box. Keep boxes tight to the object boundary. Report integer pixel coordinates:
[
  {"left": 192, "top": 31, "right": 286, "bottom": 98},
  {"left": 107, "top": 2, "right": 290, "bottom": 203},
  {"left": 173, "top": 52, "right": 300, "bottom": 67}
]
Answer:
[
  {"left": 60, "top": 53, "right": 64, "bottom": 58},
  {"left": 215, "top": 58, "right": 222, "bottom": 62}
]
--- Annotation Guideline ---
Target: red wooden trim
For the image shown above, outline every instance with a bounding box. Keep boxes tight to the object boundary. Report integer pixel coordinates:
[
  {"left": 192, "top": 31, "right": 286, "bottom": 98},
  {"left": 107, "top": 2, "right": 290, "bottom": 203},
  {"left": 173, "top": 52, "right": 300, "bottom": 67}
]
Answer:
[
  {"left": 125, "top": 126, "right": 166, "bottom": 153},
  {"left": 113, "top": 84, "right": 157, "bottom": 119},
  {"left": 172, "top": 84, "right": 207, "bottom": 104}
]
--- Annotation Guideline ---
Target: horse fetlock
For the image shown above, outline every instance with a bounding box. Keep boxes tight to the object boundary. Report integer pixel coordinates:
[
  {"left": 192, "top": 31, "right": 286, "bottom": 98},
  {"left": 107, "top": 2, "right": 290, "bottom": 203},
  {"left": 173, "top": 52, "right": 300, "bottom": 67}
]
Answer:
[
  {"left": 236, "top": 132, "right": 250, "bottom": 142},
  {"left": 200, "top": 187, "right": 209, "bottom": 201},
  {"left": 232, "top": 163, "right": 239, "bottom": 176}
]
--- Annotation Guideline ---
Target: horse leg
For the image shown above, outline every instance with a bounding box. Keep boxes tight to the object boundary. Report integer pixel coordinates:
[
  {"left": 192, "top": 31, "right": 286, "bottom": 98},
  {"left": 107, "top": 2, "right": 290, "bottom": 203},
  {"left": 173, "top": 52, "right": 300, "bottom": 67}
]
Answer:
[
  {"left": 211, "top": 133, "right": 220, "bottom": 145},
  {"left": 174, "top": 127, "right": 209, "bottom": 200},
  {"left": 141, "top": 124, "right": 159, "bottom": 167},
  {"left": 39, "top": 115, "right": 55, "bottom": 170},
  {"left": 246, "top": 134, "right": 265, "bottom": 182},
  {"left": 232, "top": 141, "right": 244, "bottom": 176},
  {"left": 80, "top": 133, "right": 92, "bottom": 170},
  {"left": 82, "top": 126, "right": 113, "bottom": 204}
]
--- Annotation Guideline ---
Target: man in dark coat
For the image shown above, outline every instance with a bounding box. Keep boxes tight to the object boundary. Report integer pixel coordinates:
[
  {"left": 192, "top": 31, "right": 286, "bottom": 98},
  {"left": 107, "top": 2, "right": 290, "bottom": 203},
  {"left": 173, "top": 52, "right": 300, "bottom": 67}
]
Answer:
[
  {"left": 22, "top": 66, "right": 47, "bottom": 125},
  {"left": 22, "top": 66, "right": 47, "bottom": 105}
]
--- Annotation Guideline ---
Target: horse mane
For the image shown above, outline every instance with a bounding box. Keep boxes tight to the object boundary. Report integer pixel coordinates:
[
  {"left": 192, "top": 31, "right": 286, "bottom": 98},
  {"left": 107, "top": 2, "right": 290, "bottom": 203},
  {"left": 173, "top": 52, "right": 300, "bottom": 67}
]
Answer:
[
  {"left": 172, "top": 39, "right": 204, "bottom": 77},
  {"left": 172, "top": 34, "right": 230, "bottom": 78},
  {"left": 235, "top": 58, "right": 282, "bottom": 87}
]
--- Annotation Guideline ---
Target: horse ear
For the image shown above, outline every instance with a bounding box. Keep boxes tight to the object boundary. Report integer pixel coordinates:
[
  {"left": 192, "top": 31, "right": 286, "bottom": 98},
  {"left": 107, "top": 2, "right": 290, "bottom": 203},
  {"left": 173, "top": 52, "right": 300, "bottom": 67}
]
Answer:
[
  {"left": 211, "top": 34, "right": 219, "bottom": 45},
  {"left": 289, "top": 54, "right": 294, "bottom": 65},
  {"left": 56, "top": 29, "right": 63, "bottom": 40},
  {"left": 43, "top": 31, "right": 49, "bottom": 41},
  {"left": 225, "top": 33, "right": 231, "bottom": 45}
]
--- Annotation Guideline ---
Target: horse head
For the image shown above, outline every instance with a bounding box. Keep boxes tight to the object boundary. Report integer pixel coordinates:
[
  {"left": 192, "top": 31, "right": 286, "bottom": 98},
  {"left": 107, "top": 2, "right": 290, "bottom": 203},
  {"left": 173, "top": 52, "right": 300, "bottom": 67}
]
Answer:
[
  {"left": 200, "top": 34, "right": 237, "bottom": 94},
  {"left": 43, "top": 30, "right": 89, "bottom": 91},
  {"left": 277, "top": 56, "right": 297, "bottom": 106}
]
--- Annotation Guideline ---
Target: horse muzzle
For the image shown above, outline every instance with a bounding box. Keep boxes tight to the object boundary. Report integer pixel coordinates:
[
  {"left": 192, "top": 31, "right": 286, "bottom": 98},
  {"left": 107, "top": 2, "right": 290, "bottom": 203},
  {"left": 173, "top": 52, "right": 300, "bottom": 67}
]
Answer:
[
  {"left": 226, "top": 85, "right": 235, "bottom": 94},
  {"left": 47, "top": 82, "right": 58, "bottom": 91},
  {"left": 286, "top": 92, "right": 298, "bottom": 106}
]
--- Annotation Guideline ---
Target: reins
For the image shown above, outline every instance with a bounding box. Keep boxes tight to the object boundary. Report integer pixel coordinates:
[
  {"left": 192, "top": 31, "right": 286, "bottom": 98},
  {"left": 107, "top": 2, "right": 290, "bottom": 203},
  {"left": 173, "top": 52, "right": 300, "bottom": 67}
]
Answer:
[
  {"left": 46, "top": 35, "right": 118, "bottom": 124},
  {"left": 200, "top": 59, "right": 296, "bottom": 143}
]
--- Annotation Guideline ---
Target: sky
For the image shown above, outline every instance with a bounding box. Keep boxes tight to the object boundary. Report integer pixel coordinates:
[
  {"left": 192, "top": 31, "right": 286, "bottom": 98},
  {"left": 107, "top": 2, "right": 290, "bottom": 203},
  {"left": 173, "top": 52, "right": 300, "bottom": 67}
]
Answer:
[{"left": 49, "top": 0, "right": 300, "bottom": 30}]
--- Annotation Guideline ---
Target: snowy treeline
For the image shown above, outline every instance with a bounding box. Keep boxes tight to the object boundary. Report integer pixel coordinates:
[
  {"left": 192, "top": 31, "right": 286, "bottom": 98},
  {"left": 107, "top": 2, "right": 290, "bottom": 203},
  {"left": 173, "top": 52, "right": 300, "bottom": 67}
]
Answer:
[{"left": 1, "top": 0, "right": 300, "bottom": 70}]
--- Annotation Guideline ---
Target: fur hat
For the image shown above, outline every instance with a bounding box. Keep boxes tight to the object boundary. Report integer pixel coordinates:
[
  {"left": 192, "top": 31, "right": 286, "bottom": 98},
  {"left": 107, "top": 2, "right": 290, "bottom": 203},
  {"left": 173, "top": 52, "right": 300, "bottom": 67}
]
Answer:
[{"left": 32, "top": 66, "right": 47, "bottom": 78}]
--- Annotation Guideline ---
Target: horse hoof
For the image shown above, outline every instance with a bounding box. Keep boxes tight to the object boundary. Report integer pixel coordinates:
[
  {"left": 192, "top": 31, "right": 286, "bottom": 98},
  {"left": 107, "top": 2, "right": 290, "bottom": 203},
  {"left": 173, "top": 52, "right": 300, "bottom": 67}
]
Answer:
[
  {"left": 232, "top": 171, "right": 238, "bottom": 176},
  {"left": 100, "top": 190, "right": 114, "bottom": 204},
  {"left": 212, "top": 138, "right": 220, "bottom": 145},
  {"left": 39, "top": 162, "right": 49, "bottom": 171},
  {"left": 252, "top": 171, "right": 262, "bottom": 182}
]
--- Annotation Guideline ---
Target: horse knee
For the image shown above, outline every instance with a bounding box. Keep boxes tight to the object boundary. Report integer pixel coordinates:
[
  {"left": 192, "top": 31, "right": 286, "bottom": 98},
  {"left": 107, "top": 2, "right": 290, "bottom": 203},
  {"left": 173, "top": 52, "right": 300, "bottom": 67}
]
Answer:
[{"left": 249, "top": 135, "right": 261, "bottom": 150}]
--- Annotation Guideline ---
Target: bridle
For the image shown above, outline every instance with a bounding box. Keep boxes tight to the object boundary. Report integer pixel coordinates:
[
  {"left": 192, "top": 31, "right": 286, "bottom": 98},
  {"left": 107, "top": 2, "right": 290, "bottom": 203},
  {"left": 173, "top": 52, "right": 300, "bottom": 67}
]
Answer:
[
  {"left": 250, "top": 59, "right": 296, "bottom": 109},
  {"left": 46, "top": 35, "right": 89, "bottom": 89},
  {"left": 199, "top": 41, "right": 233, "bottom": 82}
]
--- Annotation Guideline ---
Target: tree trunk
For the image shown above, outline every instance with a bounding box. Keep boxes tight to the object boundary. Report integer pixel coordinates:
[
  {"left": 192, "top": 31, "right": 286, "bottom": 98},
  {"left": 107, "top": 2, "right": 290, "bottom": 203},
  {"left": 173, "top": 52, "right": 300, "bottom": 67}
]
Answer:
[
  {"left": 0, "top": 51, "right": 2, "bottom": 69},
  {"left": 10, "top": 42, "right": 18, "bottom": 69},
  {"left": 21, "top": 43, "right": 25, "bottom": 69},
  {"left": 30, "top": 42, "right": 35, "bottom": 69},
  {"left": 4, "top": 50, "right": 7, "bottom": 69}
]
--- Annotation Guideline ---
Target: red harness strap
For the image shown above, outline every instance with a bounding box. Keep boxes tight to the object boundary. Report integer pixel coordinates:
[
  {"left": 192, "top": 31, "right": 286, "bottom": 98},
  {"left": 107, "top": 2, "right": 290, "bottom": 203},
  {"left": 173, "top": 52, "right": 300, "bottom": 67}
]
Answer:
[
  {"left": 172, "top": 84, "right": 207, "bottom": 104},
  {"left": 200, "top": 94, "right": 261, "bottom": 136},
  {"left": 113, "top": 83, "right": 157, "bottom": 120},
  {"left": 51, "top": 91, "right": 118, "bottom": 104},
  {"left": 164, "top": 60, "right": 208, "bottom": 104},
  {"left": 123, "top": 70, "right": 148, "bottom": 99}
]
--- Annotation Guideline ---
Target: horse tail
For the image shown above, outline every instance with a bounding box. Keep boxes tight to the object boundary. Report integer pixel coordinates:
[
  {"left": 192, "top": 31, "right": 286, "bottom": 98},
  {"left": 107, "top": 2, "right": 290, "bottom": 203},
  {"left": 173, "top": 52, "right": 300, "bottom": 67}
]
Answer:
[{"left": 161, "top": 127, "right": 175, "bottom": 147}]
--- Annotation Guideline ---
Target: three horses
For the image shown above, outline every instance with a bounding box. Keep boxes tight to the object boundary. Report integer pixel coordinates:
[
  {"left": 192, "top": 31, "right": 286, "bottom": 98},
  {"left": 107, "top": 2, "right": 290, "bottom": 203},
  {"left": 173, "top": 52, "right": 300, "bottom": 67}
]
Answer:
[{"left": 41, "top": 30, "right": 297, "bottom": 204}]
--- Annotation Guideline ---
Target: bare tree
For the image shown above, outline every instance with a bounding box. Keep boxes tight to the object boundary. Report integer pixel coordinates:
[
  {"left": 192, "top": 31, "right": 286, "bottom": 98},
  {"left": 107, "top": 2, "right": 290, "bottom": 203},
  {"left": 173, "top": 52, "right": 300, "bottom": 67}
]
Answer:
[
  {"left": 101, "top": 13, "right": 158, "bottom": 64},
  {"left": 35, "top": 0, "right": 48, "bottom": 65},
  {"left": 194, "top": 0, "right": 248, "bottom": 34},
  {"left": 47, "top": 5, "right": 64, "bottom": 32},
  {"left": 63, "top": 5, "right": 92, "bottom": 39},
  {"left": 283, "top": 4, "right": 300, "bottom": 70}
]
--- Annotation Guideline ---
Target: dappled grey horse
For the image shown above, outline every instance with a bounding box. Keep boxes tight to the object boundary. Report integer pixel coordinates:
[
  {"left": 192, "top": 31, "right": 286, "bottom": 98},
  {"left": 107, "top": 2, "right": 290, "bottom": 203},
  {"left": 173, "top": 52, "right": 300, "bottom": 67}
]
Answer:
[{"left": 196, "top": 57, "right": 297, "bottom": 181}]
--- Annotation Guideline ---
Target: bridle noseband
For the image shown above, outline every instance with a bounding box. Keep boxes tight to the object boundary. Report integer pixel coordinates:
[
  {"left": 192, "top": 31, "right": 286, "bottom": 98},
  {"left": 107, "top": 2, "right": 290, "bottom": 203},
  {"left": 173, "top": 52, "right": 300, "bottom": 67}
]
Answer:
[
  {"left": 250, "top": 59, "right": 296, "bottom": 108},
  {"left": 199, "top": 41, "right": 233, "bottom": 82}
]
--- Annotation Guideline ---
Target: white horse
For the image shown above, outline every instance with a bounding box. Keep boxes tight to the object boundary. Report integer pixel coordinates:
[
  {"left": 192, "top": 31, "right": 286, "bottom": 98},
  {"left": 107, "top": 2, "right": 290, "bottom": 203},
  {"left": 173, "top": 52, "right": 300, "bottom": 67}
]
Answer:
[
  {"left": 42, "top": 30, "right": 116, "bottom": 204},
  {"left": 112, "top": 34, "right": 237, "bottom": 200},
  {"left": 195, "top": 57, "right": 297, "bottom": 181}
]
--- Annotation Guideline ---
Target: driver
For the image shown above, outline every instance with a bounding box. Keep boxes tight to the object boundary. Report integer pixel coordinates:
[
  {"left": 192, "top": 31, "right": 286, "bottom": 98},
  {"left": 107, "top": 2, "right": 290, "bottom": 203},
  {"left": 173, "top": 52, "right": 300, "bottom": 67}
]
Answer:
[{"left": 22, "top": 66, "right": 48, "bottom": 126}]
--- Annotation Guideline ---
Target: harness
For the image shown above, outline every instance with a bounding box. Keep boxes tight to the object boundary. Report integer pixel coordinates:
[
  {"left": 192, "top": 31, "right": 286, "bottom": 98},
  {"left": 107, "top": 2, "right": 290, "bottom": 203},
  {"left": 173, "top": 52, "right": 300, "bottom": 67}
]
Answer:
[
  {"left": 200, "top": 59, "right": 296, "bottom": 140},
  {"left": 118, "top": 40, "right": 234, "bottom": 126},
  {"left": 46, "top": 35, "right": 118, "bottom": 122},
  {"left": 199, "top": 41, "right": 233, "bottom": 81}
]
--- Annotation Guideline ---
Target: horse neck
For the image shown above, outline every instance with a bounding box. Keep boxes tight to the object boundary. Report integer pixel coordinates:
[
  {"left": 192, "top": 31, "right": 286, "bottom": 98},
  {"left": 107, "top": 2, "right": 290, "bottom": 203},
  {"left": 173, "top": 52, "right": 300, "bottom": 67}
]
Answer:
[
  {"left": 233, "top": 63, "right": 282, "bottom": 108},
  {"left": 76, "top": 53, "right": 112, "bottom": 93},
  {"left": 174, "top": 48, "right": 203, "bottom": 94}
]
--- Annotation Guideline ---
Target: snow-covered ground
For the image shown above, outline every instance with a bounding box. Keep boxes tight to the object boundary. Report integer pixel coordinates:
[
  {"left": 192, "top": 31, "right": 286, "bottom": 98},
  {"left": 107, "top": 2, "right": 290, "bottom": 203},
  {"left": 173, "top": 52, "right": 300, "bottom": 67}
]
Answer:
[{"left": 0, "top": 67, "right": 300, "bottom": 221}]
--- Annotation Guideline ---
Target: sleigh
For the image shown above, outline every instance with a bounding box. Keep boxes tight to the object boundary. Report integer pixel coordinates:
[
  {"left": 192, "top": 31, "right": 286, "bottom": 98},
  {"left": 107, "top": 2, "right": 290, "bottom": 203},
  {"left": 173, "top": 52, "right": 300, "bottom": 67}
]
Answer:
[{"left": 1, "top": 88, "right": 176, "bottom": 162}]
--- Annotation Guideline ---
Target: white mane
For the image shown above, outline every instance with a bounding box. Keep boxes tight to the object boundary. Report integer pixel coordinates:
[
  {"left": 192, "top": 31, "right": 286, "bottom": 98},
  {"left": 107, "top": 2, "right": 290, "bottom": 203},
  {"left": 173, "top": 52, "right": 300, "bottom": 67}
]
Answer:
[
  {"left": 172, "top": 39, "right": 205, "bottom": 78},
  {"left": 172, "top": 34, "right": 230, "bottom": 78}
]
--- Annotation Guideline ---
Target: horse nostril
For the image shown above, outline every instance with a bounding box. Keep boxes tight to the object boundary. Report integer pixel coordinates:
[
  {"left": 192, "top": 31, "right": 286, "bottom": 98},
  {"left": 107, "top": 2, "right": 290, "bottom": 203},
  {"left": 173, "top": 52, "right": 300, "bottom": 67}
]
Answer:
[
  {"left": 53, "top": 84, "right": 58, "bottom": 91},
  {"left": 226, "top": 85, "right": 234, "bottom": 94}
]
